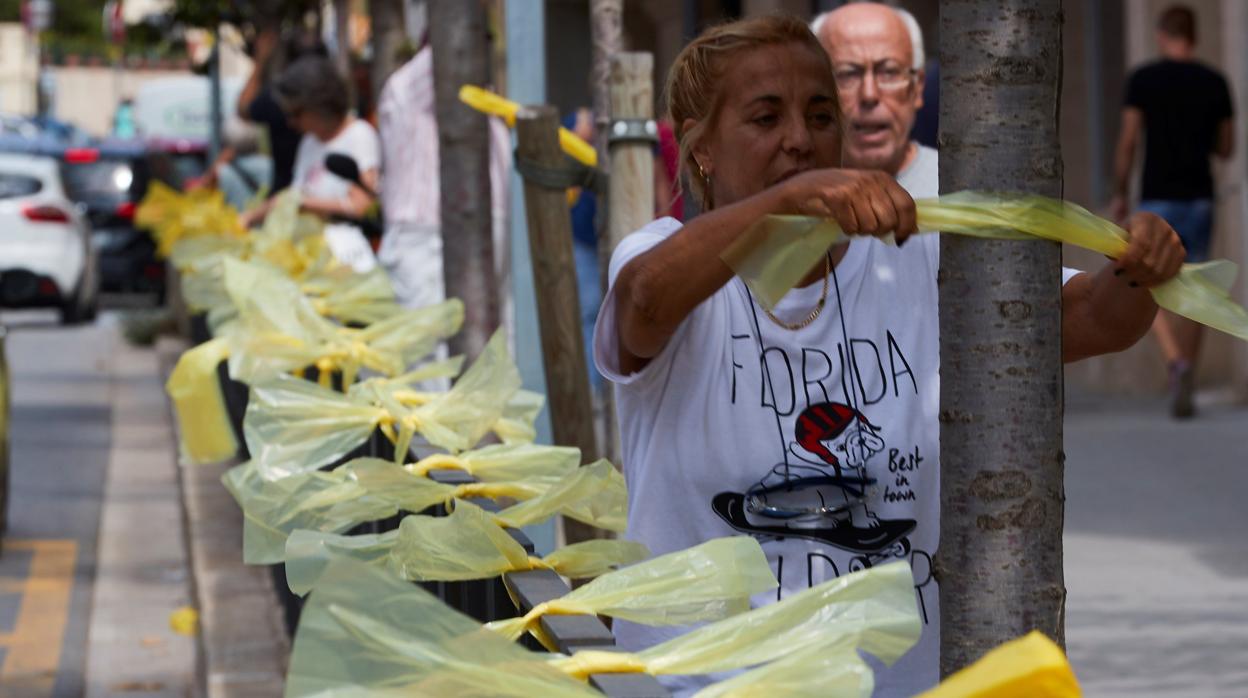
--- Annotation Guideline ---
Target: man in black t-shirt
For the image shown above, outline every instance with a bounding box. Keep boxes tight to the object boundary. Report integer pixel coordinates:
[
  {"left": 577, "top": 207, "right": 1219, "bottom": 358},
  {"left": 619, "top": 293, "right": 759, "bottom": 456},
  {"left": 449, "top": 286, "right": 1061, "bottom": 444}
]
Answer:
[{"left": 1111, "top": 4, "right": 1234, "bottom": 418}]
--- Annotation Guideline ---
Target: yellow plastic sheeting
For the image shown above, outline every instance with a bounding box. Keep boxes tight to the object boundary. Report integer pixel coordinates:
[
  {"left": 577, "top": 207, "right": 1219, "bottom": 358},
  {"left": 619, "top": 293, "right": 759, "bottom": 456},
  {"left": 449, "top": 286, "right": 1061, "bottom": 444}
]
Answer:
[
  {"left": 486, "top": 537, "right": 778, "bottom": 650},
  {"left": 459, "top": 85, "right": 598, "bottom": 168},
  {"left": 284, "top": 498, "right": 646, "bottom": 594},
  {"left": 166, "top": 336, "right": 237, "bottom": 464},
  {"left": 223, "top": 258, "right": 462, "bottom": 387},
  {"left": 724, "top": 192, "right": 1248, "bottom": 341},
  {"left": 916, "top": 631, "right": 1080, "bottom": 698},
  {"left": 245, "top": 331, "right": 522, "bottom": 480},
  {"left": 299, "top": 267, "right": 403, "bottom": 326},
  {"left": 285, "top": 557, "right": 602, "bottom": 698},
  {"left": 405, "top": 442, "right": 582, "bottom": 482},
  {"left": 222, "top": 460, "right": 398, "bottom": 564},
  {"left": 692, "top": 636, "right": 874, "bottom": 698},
  {"left": 287, "top": 557, "right": 899, "bottom": 698},
  {"left": 493, "top": 389, "right": 545, "bottom": 444},
  {"left": 549, "top": 561, "right": 920, "bottom": 680},
  {"left": 135, "top": 181, "right": 246, "bottom": 258},
  {"left": 489, "top": 459, "right": 627, "bottom": 532}
]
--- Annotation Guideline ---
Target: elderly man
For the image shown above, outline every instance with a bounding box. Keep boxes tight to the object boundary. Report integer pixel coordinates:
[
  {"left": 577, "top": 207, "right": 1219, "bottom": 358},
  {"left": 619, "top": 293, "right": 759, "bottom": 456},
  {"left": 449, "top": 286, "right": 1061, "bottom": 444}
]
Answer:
[{"left": 813, "top": 4, "right": 934, "bottom": 197}]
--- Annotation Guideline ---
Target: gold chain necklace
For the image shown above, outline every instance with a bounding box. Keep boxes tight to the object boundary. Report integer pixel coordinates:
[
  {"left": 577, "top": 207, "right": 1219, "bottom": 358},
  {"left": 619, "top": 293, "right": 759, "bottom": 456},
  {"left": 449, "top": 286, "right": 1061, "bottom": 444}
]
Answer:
[{"left": 762, "top": 253, "right": 831, "bottom": 331}]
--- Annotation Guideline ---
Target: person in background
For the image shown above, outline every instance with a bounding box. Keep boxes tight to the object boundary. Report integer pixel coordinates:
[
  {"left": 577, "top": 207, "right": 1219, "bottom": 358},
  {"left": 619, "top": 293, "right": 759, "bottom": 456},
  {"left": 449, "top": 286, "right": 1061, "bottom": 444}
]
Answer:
[
  {"left": 1111, "top": 4, "right": 1234, "bottom": 418},
  {"left": 241, "top": 55, "right": 381, "bottom": 273},
  {"left": 812, "top": 4, "right": 932, "bottom": 193},
  {"left": 562, "top": 108, "right": 604, "bottom": 388},
  {"left": 237, "top": 28, "right": 325, "bottom": 197},
  {"left": 654, "top": 118, "right": 683, "bottom": 220},
  {"left": 375, "top": 43, "right": 512, "bottom": 309}
]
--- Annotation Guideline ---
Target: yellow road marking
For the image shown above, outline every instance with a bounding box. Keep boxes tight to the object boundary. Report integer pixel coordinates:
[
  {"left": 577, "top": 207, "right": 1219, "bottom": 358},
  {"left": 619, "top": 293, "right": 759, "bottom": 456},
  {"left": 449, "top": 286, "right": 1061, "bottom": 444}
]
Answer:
[{"left": 0, "top": 539, "right": 77, "bottom": 695}]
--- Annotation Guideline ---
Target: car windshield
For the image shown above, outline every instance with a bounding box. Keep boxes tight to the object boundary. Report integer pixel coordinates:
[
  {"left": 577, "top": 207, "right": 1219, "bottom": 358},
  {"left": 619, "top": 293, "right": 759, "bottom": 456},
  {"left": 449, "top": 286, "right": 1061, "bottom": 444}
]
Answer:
[{"left": 61, "top": 159, "right": 139, "bottom": 205}]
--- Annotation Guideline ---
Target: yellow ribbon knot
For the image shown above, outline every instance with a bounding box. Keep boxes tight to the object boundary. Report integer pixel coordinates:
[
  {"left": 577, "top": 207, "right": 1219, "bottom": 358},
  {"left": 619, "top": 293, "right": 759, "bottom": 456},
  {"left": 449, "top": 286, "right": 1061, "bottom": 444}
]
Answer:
[{"left": 550, "top": 650, "right": 649, "bottom": 680}]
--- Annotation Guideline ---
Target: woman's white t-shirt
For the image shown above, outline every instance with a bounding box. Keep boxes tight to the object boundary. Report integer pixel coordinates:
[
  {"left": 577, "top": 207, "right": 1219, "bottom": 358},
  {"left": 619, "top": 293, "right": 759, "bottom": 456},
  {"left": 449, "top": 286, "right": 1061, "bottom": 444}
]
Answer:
[
  {"left": 593, "top": 147, "right": 1078, "bottom": 697},
  {"left": 291, "top": 119, "right": 382, "bottom": 272}
]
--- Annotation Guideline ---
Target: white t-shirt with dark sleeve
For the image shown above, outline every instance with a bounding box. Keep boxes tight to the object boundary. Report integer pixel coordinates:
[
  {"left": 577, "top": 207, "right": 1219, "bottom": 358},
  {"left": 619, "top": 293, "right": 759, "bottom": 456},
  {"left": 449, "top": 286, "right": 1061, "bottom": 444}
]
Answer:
[
  {"left": 291, "top": 119, "right": 382, "bottom": 272},
  {"left": 592, "top": 143, "right": 1079, "bottom": 697}
]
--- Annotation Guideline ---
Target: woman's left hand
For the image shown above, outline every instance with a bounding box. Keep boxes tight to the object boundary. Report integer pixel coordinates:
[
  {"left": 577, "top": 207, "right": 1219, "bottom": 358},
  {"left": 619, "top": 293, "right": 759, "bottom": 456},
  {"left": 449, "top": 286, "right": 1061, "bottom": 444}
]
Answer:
[{"left": 1115, "top": 212, "right": 1186, "bottom": 288}]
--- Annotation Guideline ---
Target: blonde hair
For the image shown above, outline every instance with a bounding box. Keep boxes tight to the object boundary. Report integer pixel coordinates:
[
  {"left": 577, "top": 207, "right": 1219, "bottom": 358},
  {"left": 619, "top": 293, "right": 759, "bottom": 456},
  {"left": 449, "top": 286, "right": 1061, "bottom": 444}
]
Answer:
[{"left": 664, "top": 14, "right": 835, "bottom": 208}]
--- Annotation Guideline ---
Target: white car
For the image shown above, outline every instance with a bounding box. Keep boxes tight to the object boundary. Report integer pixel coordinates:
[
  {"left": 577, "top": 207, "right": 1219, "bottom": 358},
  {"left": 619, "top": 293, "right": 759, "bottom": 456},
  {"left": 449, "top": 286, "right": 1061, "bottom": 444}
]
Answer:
[{"left": 0, "top": 152, "right": 97, "bottom": 323}]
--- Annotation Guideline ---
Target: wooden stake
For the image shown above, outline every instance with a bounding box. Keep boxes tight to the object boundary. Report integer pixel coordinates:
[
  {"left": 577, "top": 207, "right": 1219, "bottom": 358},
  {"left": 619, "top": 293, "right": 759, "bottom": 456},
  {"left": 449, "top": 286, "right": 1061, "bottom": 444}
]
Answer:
[{"left": 515, "top": 106, "right": 600, "bottom": 468}]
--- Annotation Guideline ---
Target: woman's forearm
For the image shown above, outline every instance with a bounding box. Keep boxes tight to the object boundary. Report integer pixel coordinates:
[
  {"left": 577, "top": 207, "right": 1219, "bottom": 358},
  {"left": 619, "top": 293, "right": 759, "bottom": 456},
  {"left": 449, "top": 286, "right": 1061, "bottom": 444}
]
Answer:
[{"left": 615, "top": 185, "right": 788, "bottom": 359}]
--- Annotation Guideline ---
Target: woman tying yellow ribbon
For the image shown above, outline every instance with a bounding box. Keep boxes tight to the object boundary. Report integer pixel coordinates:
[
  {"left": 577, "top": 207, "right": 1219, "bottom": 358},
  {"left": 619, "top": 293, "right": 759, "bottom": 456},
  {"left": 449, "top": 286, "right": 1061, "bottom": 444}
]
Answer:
[{"left": 592, "top": 14, "right": 1184, "bottom": 697}]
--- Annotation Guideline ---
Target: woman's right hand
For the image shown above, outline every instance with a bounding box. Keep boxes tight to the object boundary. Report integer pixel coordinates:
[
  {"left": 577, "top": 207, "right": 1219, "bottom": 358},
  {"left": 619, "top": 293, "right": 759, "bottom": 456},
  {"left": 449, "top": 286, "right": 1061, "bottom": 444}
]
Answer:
[{"left": 778, "top": 169, "right": 917, "bottom": 243}]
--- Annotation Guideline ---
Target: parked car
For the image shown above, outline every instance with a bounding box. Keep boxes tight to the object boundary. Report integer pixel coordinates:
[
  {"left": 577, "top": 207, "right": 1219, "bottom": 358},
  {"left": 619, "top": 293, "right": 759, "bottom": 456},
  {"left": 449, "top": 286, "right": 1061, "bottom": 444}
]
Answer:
[
  {"left": 0, "top": 152, "right": 97, "bottom": 323},
  {"left": 61, "top": 139, "right": 207, "bottom": 299}
]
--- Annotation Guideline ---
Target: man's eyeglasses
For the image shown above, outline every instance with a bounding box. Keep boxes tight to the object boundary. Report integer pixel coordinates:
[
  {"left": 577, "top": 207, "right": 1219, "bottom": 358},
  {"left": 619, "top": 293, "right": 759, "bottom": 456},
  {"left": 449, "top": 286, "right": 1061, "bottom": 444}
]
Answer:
[{"left": 832, "top": 61, "right": 918, "bottom": 93}]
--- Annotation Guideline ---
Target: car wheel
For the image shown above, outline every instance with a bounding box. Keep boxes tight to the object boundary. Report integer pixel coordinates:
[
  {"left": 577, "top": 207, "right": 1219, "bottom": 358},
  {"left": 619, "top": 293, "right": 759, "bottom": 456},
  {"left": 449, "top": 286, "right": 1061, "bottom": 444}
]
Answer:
[{"left": 59, "top": 284, "right": 89, "bottom": 326}]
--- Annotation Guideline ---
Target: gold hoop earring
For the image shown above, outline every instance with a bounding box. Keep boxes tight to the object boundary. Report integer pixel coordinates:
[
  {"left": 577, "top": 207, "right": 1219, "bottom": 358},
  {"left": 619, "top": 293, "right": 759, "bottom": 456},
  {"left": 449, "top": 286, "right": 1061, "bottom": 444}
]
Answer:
[{"left": 697, "top": 162, "right": 713, "bottom": 209}]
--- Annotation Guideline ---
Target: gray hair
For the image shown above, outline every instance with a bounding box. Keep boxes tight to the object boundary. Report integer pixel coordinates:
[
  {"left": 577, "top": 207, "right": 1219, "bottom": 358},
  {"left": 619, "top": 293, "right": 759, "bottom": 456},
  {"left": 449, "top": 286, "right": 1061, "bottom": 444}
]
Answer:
[
  {"left": 811, "top": 3, "right": 926, "bottom": 70},
  {"left": 275, "top": 55, "right": 350, "bottom": 121}
]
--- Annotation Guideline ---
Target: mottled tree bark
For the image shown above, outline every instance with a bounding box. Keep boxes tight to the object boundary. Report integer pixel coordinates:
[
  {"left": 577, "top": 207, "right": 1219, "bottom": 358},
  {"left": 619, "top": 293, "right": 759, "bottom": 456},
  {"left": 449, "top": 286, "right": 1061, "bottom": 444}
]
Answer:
[
  {"left": 936, "top": 0, "right": 1066, "bottom": 675},
  {"left": 430, "top": 0, "right": 498, "bottom": 359}
]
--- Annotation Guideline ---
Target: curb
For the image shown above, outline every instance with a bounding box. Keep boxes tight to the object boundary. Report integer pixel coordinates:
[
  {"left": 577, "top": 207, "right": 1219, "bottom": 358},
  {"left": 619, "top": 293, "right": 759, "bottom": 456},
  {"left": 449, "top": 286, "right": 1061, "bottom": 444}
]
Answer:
[{"left": 157, "top": 337, "right": 288, "bottom": 697}]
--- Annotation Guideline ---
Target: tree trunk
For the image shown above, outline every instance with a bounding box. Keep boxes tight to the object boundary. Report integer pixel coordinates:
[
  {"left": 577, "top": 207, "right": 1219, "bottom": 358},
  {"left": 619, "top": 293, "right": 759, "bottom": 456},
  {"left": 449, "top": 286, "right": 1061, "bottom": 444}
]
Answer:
[
  {"left": 588, "top": 0, "right": 623, "bottom": 470},
  {"left": 936, "top": 0, "right": 1066, "bottom": 676},
  {"left": 369, "top": 0, "right": 406, "bottom": 106},
  {"left": 430, "top": 0, "right": 498, "bottom": 359},
  {"left": 589, "top": 0, "right": 622, "bottom": 164},
  {"left": 332, "top": 0, "right": 355, "bottom": 108}
]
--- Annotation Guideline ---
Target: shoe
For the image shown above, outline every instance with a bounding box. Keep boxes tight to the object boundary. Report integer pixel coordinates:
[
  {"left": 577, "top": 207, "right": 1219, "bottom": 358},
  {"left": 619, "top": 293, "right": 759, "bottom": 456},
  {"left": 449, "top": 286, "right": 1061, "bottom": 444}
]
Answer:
[{"left": 1169, "top": 361, "right": 1195, "bottom": 419}]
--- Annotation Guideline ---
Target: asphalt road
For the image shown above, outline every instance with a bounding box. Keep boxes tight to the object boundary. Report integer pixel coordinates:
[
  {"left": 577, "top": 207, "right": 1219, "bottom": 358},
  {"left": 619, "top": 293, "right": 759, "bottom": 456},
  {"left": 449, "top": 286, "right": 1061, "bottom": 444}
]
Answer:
[{"left": 0, "top": 310, "right": 113, "bottom": 697}]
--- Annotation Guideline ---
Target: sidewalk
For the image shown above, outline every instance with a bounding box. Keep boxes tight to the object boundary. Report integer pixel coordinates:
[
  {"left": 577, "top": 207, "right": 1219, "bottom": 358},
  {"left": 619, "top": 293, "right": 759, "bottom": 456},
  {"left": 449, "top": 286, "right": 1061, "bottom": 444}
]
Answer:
[
  {"left": 156, "top": 337, "right": 288, "bottom": 698},
  {"left": 1063, "top": 392, "right": 1248, "bottom": 698},
  {"left": 84, "top": 329, "right": 196, "bottom": 697}
]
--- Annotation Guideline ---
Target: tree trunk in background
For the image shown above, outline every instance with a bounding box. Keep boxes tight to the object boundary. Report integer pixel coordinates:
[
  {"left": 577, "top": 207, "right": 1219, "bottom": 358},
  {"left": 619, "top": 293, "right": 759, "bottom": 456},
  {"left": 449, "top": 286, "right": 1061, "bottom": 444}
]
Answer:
[
  {"left": 936, "top": 0, "right": 1066, "bottom": 675},
  {"left": 430, "top": 0, "right": 498, "bottom": 359},
  {"left": 369, "top": 0, "right": 406, "bottom": 106},
  {"left": 332, "top": 0, "right": 355, "bottom": 108},
  {"left": 589, "top": 0, "right": 622, "bottom": 163},
  {"left": 588, "top": 0, "right": 623, "bottom": 472}
]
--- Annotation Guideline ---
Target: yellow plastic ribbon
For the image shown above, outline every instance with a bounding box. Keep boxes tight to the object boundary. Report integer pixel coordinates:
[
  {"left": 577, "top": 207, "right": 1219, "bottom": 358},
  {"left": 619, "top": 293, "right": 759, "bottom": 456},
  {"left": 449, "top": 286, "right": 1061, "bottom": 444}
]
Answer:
[
  {"left": 459, "top": 85, "right": 599, "bottom": 167},
  {"left": 724, "top": 192, "right": 1248, "bottom": 341},
  {"left": 485, "top": 537, "right": 778, "bottom": 651},
  {"left": 546, "top": 561, "right": 921, "bottom": 682},
  {"left": 284, "top": 487, "right": 641, "bottom": 594},
  {"left": 166, "top": 336, "right": 237, "bottom": 464},
  {"left": 916, "top": 631, "right": 1081, "bottom": 698},
  {"left": 286, "top": 557, "right": 911, "bottom": 698},
  {"left": 135, "top": 181, "right": 246, "bottom": 258},
  {"left": 245, "top": 331, "right": 521, "bottom": 480}
]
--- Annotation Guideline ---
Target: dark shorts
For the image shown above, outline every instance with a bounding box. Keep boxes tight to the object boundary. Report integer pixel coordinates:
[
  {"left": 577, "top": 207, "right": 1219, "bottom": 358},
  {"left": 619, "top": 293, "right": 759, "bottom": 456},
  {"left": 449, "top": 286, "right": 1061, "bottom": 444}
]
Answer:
[{"left": 1138, "top": 198, "right": 1214, "bottom": 262}]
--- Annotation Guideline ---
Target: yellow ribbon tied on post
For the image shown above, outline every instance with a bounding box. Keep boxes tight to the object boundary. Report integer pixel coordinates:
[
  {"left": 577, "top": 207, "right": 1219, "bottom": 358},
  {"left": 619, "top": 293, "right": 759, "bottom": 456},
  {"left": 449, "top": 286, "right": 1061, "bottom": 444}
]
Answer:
[
  {"left": 223, "top": 453, "right": 597, "bottom": 565},
  {"left": 725, "top": 192, "right": 1248, "bottom": 341},
  {"left": 486, "top": 536, "right": 778, "bottom": 651},
  {"left": 283, "top": 471, "right": 636, "bottom": 595},
  {"left": 459, "top": 85, "right": 599, "bottom": 168},
  {"left": 284, "top": 556, "right": 919, "bottom": 698},
  {"left": 245, "top": 330, "right": 526, "bottom": 480}
]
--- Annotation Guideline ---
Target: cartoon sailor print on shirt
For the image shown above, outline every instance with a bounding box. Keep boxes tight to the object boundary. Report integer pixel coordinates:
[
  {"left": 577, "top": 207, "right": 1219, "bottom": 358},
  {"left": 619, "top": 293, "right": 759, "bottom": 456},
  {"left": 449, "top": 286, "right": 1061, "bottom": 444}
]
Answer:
[{"left": 712, "top": 399, "right": 916, "bottom": 568}]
